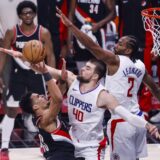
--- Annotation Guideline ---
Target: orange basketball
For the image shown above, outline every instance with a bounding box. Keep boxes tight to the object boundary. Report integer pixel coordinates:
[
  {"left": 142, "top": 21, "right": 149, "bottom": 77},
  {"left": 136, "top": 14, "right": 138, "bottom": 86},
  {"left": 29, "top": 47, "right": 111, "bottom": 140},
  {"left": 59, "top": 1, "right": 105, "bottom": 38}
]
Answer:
[{"left": 22, "top": 40, "right": 46, "bottom": 64}]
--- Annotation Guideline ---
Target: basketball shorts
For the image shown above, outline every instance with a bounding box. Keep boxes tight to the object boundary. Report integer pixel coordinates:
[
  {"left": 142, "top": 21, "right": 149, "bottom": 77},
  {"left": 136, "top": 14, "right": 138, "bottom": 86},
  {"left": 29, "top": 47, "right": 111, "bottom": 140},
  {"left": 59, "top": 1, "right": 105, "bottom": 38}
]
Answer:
[
  {"left": 46, "top": 151, "right": 75, "bottom": 160},
  {"left": 73, "top": 139, "right": 106, "bottom": 160},
  {"left": 6, "top": 67, "right": 46, "bottom": 108},
  {"left": 107, "top": 117, "right": 147, "bottom": 160}
]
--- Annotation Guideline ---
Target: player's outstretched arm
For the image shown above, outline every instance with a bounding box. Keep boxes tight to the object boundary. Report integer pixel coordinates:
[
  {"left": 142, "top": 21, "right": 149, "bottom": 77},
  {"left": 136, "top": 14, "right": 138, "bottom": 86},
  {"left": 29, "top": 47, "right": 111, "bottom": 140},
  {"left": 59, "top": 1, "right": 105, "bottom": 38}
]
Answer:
[
  {"left": 56, "top": 7, "right": 117, "bottom": 65},
  {"left": 143, "top": 70, "right": 160, "bottom": 101},
  {"left": 31, "top": 60, "right": 77, "bottom": 88},
  {"left": 44, "top": 72, "right": 63, "bottom": 120},
  {"left": 98, "top": 90, "right": 160, "bottom": 139},
  {"left": 0, "top": 47, "right": 23, "bottom": 58}
]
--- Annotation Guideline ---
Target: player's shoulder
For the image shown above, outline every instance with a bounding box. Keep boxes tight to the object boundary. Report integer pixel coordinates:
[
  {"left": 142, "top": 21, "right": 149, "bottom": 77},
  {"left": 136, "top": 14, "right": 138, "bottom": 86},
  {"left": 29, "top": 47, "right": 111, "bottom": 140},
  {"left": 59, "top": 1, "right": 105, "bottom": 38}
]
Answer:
[
  {"left": 134, "top": 59, "right": 145, "bottom": 71},
  {"left": 39, "top": 25, "right": 50, "bottom": 34},
  {"left": 4, "top": 26, "right": 16, "bottom": 40},
  {"left": 119, "top": 55, "right": 134, "bottom": 65},
  {"left": 39, "top": 25, "right": 51, "bottom": 40}
]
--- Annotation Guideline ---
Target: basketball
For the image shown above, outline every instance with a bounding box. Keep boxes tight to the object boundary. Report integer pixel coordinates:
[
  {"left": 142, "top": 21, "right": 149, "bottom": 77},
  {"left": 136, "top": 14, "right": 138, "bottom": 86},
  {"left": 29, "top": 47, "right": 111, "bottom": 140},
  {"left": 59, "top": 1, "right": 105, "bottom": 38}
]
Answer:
[{"left": 22, "top": 40, "right": 46, "bottom": 64}]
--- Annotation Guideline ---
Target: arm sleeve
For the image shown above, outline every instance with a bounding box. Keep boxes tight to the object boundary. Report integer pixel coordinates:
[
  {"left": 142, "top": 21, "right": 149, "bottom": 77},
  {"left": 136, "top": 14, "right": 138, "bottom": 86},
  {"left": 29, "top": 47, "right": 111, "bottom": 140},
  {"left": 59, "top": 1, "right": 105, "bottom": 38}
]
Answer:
[{"left": 114, "top": 105, "right": 147, "bottom": 128}]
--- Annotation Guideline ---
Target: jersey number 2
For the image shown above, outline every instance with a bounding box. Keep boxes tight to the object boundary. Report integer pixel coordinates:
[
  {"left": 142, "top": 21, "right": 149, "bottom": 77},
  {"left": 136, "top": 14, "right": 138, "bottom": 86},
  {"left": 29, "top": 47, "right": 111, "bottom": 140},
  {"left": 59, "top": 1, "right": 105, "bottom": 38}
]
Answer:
[
  {"left": 73, "top": 108, "right": 84, "bottom": 122},
  {"left": 127, "top": 77, "right": 134, "bottom": 97}
]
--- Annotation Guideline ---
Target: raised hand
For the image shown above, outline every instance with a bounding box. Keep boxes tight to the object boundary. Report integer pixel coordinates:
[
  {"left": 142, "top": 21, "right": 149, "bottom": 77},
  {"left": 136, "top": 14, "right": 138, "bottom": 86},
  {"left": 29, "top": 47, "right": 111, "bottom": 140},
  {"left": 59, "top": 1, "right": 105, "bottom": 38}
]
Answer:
[
  {"left": 31, "top": 61, "right": 48, "bottom": 74},
  {"left": 0, "top": 47, "right": 23, "bottom": 58},
  {"left": 56, "top": 7, "right": 73, "bottom": 28},
  {"left": 61, "top": 58, "right": 68, "bottom": 81}
]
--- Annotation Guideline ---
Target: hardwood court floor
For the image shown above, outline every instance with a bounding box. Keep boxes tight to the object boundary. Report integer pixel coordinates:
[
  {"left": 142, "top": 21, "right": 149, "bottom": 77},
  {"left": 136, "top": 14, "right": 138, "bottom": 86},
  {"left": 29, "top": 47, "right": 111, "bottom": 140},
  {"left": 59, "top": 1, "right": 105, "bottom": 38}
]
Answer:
[{"left": 8, "top": 144, "right": 160, "bottom": 160}]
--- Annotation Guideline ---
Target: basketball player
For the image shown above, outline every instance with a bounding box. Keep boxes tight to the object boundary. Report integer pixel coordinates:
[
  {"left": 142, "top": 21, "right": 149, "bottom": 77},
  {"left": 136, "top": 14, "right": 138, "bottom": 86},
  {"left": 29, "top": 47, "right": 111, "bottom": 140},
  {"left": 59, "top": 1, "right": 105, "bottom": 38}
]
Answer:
[
  {"left": 67, "top": 0, "right": 116, "bottom": 73},
  {"left": 19, "top": 70, "right": 75, "bottom": 160},
  {"left": 56, "top": 9, "right": 160, "bottom": 160},
  {"left": 1, "top": 47, "right": 160, "bottom": 160},
  {"left": 33, "top": 58, "right": 160, "bottom": 160},
  {"left": 37, "top": 0, "right": 69, "bottom": 68},
  {"left": 0, "top": 0, "right": 37, "bottom": 47},
  {"left": 0, "top": 0, "right": 55, "bottom": 155},
  {"left": 116, "top": 0, "right": 160, "bottom": 118}
]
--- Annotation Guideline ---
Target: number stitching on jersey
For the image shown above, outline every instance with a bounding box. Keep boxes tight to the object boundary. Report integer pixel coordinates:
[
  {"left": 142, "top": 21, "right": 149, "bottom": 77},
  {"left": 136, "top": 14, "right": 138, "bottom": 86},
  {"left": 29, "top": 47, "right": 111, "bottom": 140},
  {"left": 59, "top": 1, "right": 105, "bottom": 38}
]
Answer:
[
  {"left": 89, "top": 4, "right": 99, "bottom": 14},
  {"left": 127, "top": 77, "right": 134, "bottom": 97},
  {"left": 73, "top": 108, "right": 84, "bottom": 122}
]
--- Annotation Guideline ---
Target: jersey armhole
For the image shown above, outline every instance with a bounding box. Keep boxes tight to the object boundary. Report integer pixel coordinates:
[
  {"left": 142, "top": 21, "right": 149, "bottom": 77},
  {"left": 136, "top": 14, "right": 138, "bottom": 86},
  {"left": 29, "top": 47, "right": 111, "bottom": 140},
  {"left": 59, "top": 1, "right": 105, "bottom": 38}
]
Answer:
[
  {"left": 11, "top": 26, "right": 17, "bottom": 45},
  {"left": 39, "top": 25, "right": 43, "bottom": 42}
]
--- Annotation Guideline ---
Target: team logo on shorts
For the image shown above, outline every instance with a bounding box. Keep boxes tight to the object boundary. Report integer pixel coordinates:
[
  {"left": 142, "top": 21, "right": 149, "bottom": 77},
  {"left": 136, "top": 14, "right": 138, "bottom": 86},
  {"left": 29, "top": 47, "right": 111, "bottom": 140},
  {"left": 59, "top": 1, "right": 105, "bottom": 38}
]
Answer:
[{"left": 112, "top": 153, "right": 120, "bottom": 160}]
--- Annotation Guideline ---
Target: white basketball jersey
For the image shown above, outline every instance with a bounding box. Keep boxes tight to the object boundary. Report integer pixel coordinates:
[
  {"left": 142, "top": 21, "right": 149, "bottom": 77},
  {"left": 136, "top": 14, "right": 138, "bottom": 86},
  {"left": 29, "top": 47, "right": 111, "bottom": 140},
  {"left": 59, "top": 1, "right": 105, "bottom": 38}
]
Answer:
[
  {"left": 105, "top": 56, "right": 144, "bottom": 116},
  {"left": 67, "top": 79, "right": 106, "bottom": 146},
  {"left": 134, "top": 59, "right": 145, "bottom": 92}
]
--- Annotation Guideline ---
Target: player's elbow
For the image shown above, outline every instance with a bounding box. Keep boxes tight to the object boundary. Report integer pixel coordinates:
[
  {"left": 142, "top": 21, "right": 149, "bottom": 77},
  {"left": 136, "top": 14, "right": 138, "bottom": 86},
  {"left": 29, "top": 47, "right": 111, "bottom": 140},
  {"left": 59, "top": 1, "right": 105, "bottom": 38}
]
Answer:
[
  {"left": 57, "top": 93, "right": 63, "bottom": 103},
  {"left": 54, "top": 95, "right": 63, "bottom": 106}
]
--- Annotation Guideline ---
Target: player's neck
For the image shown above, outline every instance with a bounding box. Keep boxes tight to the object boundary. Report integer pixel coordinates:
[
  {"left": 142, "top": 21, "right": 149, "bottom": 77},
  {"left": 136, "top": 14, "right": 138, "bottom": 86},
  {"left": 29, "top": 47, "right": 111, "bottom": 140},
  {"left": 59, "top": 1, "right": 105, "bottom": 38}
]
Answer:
[
  {"left": 20, "top": 23, "right": 37, "bottom": 34},
  {"left": 80, "top": 81, "right": 98, "bottom": 93}
]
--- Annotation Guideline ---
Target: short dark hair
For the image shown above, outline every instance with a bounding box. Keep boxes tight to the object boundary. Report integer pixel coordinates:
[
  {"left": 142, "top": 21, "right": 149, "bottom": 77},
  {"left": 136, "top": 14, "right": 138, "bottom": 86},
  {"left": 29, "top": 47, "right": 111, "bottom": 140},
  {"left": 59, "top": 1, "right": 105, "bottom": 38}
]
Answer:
[
  {"left": 126, "top": 35, "right": 139, "bottom": 60},
  {"left": 89, "top": 58, "right": 106, "bottom": 80},
  {"left": 19, "top": 92, "right": 34, "bottom": 114},
  {"left": 17, "top": 1, "right": 37, "bottom": 16}
]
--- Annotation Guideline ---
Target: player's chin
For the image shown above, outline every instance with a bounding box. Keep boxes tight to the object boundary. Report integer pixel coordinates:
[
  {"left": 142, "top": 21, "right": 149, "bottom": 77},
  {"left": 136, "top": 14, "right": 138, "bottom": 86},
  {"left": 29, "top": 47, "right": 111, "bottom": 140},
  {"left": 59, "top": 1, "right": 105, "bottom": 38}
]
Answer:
[
  {"left": 113, "top": 47, "right": 118, "bottom": 54},
  {"left": 25, "top": 20, "right": 33, "bottom": 25},
  {"left": 77, "top": 76, "right": 89, "bottom": 83}
]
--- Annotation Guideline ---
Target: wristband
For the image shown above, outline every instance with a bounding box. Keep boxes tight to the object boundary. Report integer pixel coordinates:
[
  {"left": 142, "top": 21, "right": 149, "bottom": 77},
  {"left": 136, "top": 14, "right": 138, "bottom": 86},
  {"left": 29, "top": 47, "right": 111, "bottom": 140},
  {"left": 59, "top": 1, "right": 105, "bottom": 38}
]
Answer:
[{"left": 43, "top": 72, "right": 52, "bottom": 82}]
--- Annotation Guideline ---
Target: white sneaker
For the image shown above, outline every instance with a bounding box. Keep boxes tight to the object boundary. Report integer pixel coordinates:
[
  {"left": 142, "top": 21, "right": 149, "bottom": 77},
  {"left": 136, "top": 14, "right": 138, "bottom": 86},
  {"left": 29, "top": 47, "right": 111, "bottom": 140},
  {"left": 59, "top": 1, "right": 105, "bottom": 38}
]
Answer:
[
  {"left": 23, "top": 113, "right": 38, "bottom": 132},
  {"left": 150, "top": 112, "right": 160, "bottom": 123}
]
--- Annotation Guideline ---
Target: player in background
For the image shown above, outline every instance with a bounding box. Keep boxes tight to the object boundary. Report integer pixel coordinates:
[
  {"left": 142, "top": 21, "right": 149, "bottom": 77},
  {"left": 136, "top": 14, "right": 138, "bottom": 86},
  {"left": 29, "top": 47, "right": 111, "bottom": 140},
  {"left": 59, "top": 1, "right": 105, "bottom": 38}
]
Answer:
[
  {"left": 0, "top": 0, "right": 55, "bottom": 157},
  {"left": 56, "top": 8, "right": 160, "bottom": 160},
  {"left": 67, "top": 0, "right": 116, "bottom": 73},
  {"left": 37, "top": 0, "right": 69, "bottom": 68}
]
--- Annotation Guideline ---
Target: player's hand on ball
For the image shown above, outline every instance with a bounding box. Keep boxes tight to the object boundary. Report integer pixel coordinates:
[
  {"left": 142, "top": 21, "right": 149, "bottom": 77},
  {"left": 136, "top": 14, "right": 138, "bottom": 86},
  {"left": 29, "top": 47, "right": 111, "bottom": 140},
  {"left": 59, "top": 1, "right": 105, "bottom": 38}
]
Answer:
[
  {"left": 31, "top": 61, "right": 47, "bottom": 74},
  {"left": 0, "top": 47, "right": 23, "bottom": 58},
  {"left": 22, "top": 40, "right": 46, "bottom": 64}
]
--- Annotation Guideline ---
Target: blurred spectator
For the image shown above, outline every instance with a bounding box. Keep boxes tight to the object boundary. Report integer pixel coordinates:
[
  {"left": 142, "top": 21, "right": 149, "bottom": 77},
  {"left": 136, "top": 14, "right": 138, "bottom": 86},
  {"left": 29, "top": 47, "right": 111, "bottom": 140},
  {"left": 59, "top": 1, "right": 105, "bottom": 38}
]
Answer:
[
  {"left": 0, "top": 1, "right": 55, "bottom": 158},
  {"left": 68, "top": 0, "right": 116, "bottom": 73},
  {"left": 37, "top": 0, "right": 69, "bottom": 68}
]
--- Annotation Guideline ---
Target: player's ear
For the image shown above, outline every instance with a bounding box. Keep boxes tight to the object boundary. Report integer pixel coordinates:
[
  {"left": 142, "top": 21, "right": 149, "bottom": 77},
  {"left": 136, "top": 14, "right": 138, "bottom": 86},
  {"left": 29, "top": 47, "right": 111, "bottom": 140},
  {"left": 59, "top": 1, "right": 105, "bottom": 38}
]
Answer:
[
  {"left": 32, "top": 12, "right": 36, "bottom": 18},
  {"left": 126, "top": 48, "right": 132, "bottom": 55},
  {"left": 92, "top": 73, "right": 99, "bottom": 81},
  {"left": 32, "top": 104, "right": 38, "bottom": 111}
]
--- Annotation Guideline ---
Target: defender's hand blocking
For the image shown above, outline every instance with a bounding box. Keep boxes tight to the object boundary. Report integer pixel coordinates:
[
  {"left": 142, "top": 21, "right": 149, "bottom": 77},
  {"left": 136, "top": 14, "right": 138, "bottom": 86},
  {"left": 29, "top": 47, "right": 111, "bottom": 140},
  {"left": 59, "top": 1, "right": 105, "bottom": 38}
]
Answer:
[
  {"left": 56, "top": 7, "right": 73, "bottom": 28},
  {"left": 0, "top": 47, "right": 23, "bottom": 58},
  {"left": 61, "top": 58, "right": 68, "bottom": 81},
  {"left": 31, "top": 61, "right": 48, "bottom": 74}
]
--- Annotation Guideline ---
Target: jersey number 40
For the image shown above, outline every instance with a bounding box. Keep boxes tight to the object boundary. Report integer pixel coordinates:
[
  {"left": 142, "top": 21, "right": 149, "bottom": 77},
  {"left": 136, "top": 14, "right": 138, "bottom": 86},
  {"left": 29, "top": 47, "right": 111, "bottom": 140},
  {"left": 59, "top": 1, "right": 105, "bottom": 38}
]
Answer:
[{"left": 73, "top": 108, "right": 84, "bottom": 122}]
